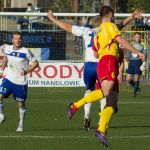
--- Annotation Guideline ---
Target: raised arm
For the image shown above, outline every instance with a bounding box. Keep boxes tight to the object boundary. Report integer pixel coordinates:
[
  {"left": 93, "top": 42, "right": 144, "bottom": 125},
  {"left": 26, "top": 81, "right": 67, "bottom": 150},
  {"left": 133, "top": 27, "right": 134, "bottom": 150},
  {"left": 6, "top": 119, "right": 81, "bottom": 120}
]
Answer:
[
  {"left": 47, "top": 10, "right": 72, "bottom": 32},
  {"left": 117, "top": 9, "right": 141, "bottom": 30},
  {"left": 123, "top": 9, "right": 141, "bottom": 26}
]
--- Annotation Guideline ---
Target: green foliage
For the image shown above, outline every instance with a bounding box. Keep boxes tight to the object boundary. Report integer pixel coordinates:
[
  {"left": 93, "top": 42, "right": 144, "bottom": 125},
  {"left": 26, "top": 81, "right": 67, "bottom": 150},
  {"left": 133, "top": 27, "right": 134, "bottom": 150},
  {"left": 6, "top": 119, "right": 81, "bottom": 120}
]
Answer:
[
  {"left": 127, "top": 0, "right": 150, "bottom": 13},
  {"left": 47, "top": 0, "right": 72, "bottom": 12}
]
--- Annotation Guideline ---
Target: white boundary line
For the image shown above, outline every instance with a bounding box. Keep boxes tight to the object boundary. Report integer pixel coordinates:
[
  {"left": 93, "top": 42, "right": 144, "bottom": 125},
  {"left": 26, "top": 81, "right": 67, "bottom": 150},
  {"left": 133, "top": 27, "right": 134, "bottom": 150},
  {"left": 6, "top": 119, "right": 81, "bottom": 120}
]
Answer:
[{"left": 0, "top": 135, "right": 150, "bottom": 139}]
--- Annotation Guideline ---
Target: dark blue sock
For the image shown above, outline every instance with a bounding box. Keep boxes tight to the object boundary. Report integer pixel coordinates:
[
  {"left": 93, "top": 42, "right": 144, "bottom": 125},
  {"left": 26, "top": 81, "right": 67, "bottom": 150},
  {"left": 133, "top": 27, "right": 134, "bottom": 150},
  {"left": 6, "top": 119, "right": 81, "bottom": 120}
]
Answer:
[{"left": 128, "top": 80, "right": 135, "bottom": 88}]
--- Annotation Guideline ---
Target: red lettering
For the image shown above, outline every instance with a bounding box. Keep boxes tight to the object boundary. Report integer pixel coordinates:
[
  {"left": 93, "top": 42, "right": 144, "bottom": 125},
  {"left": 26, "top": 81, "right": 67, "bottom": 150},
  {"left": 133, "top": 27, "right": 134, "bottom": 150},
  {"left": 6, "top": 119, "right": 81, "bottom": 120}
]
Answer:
[
  {"left": 60, "top": 65, "right": 72, "bottom": 78},
  {"left": 74, "top": 65, "right": 83, "bottom": 78},
  {"left": 29, "top": 66, "right": 41, "bottom": 78},
  {"left": 44, "top": 65, "right": 57, "bottom": 78}
]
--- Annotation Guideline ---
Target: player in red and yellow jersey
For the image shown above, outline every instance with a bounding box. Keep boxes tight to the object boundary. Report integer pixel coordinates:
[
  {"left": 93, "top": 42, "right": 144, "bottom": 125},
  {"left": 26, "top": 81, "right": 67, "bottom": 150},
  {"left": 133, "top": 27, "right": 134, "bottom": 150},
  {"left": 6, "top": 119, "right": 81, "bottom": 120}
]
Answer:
[{"left": 66, "top": 5, "right": 145, "bottom": 146}]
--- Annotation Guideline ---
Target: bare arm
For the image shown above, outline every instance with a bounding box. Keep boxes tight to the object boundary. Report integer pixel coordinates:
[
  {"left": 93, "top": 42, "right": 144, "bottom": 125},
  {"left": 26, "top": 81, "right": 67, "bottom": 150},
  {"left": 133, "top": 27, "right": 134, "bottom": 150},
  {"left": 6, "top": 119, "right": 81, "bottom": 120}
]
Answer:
[
  {"left": 122, "top": 9, "right": 141, "bottom": 26},
  {"left": 117, "top": 9, "right": 141, "bottom": 30},
  {"left": 0, "top": 56, "right": 8, "bottom": 77},
  {"left": 26, "top": 60, "right": 39, "bottom": 74},
  {"left": 47, "top": 10, "right": 72, "bottom": 32},
  {"left": 118, "top": 61, "right": 124, "bottom": 83},
  {"left": 117, "top": 49, "right": 124, "bottom": 83},
  {"left": 21, "top": 60, "right": 39, "bottom": 75},
  {"left": 115, "top": 36, "right": 145, "bottom": 60}
]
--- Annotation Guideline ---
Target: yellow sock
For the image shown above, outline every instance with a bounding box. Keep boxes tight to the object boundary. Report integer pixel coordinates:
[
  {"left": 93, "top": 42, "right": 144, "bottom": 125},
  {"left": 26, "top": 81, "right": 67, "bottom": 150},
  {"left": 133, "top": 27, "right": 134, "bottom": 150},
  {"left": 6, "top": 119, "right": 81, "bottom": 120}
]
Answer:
[
  {"left": 74, "top": 89, "right": 103, "bottom": 108},
  {"left": 98, "top": 106, "right": 114, "bottom": 134}
]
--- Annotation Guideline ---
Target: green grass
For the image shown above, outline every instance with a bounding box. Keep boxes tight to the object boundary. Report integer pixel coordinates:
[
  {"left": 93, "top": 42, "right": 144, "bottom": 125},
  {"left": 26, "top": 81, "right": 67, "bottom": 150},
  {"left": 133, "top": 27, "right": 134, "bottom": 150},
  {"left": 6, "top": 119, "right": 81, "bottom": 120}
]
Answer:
[{"left": 0, "top": 84, "right": 150, "bottom": 150}]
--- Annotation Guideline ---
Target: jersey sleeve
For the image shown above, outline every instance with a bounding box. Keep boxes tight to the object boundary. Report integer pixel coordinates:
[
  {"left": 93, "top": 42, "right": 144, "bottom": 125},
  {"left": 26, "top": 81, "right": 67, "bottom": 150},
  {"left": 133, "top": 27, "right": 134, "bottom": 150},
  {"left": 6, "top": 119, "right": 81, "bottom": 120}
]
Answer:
[
  {"left": 116, "top": 22, "right": 124, "bottom": 31},
  {"left": 27, "top": 49, "right": 37, "bottom": 63},
  {"left": 72, "top": 25, "right": 91, "bottom": 36},
  {"left": 110, "top": 23, "right": 121, "bottom": 39}
]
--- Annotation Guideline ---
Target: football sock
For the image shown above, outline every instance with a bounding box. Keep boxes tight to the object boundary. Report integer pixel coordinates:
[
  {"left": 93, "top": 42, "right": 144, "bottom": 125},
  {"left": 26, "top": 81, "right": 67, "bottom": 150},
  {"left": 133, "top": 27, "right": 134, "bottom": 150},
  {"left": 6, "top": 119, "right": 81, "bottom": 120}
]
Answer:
[
  {"left": 74, "top": 89, "right": 103, "bottom": 108},
  {"left": 0, "top": 101, "right": 3, "bottom": 114},
  {"left": 19, "top": 107, "right": 26, "bottom": 121},
  {"left": 128, "top": 80, "right": 135, "bottom": 88},
  {"left": 98, "top": 106, "right": 114, "bottom": 134},
  {"left": 100, "top": 97, "right": 107, "bottom": 111},
  {"left": 98, "top": 97, "right": 107, "bottom": 124},
  {"left": 84, "top": 103, "right": 92, "bottom": 119},
  {"left": 134, "top": 81, "right": 139, "bottom": 91},
  {"left": 84, "top": 90, "right": 92, "bottom": 119}
]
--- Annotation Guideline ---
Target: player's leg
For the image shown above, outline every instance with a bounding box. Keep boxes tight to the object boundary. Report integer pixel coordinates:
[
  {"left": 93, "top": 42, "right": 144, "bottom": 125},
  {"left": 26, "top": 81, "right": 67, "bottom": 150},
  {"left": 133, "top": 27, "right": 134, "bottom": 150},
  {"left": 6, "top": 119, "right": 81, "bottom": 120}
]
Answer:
[
  {"left": 13, "top": 84, "right": 27, "bottom": 132},
  {"left": 95, "top": 56, "right": 119, "bottom": 146},
  {"left": 133, "top": 74, "right": 141, "bottom": 96},
  {"left": 83, "top": 90, "right": 92, "bottom": 131},
  {"left": 66, "top": 56, "right": 117, "bottom": 120},
  {"left": 67, "top": 89, "right": 104, "bottom": 119},
  {"left": 126, "top": 73, "right": 134, "bottom": 88},
  {"left": 97, "top": 97, "right": 106, "bottom": 126},
  {"left": 83, "top": 62, "right": 98, "bottom": 131},
  {"left": 16, "top": 101, "right": 26, "bottom": 132},
  {"left": 96, "top": 80, "right": 115, "bottom": 133},
  {"left": 126, "top": 61, "right": 135, "bottom": 88},
  {"left": 0, "top": 78, "right": 12, "bottom": 123},
  {"left": 0, "top": 94, "right": 5, "bottom": 123},
  {"left": 132, "top": 60, "right": 142, "bottom": 97},
  {"left": 96, "top": 90, "right": 118, "bottom": 147}
]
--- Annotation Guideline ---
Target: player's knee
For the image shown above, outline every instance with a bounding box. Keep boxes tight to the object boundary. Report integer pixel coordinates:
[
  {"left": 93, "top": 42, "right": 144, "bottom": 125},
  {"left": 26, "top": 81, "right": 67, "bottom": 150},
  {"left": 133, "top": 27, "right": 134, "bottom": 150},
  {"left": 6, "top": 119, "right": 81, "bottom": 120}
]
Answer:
[
  {"left": 126, "top": 78, "right": 132, "bottom": 83},
  {"left": 103, "top": 91, "right": 110, "bottom": 97},
  {"left": 0, "top": 94, "right": 4, "bottom": 101}
]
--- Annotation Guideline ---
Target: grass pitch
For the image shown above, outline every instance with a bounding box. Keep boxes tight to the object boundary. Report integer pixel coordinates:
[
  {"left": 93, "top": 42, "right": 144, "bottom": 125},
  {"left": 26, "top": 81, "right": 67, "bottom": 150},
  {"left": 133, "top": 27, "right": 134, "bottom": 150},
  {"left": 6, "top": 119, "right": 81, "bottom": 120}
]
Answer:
[{"left": 0, "top": 84, "right": 150, "bottom": 150}]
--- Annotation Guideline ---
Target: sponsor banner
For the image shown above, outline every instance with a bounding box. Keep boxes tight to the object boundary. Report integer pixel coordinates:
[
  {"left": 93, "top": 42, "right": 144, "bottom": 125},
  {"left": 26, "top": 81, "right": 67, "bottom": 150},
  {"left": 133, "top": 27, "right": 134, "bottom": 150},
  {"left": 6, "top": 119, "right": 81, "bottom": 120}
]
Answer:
[
  {"left": 0, "top": 31, "right": 66, "bottom": 60},
  {"left": 0, "top": 62, "right": 85, "bottom": 87}
]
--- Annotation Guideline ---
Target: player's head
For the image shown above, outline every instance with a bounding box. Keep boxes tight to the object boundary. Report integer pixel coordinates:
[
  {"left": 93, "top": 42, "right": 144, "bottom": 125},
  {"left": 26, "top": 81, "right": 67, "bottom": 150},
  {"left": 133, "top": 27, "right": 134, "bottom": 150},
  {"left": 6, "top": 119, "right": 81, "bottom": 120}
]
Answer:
[
  {"left": 92, "top": 15, "right": 102, "bottom": 27},
  {"left": 99, "top": 5, "right": 114, "bottom": 22},
  {"left": 134, "top": 32, "right": 141, "bottom": 43},
  {"left": 12, "top": 32, "right": 22, "bottom": 48}
]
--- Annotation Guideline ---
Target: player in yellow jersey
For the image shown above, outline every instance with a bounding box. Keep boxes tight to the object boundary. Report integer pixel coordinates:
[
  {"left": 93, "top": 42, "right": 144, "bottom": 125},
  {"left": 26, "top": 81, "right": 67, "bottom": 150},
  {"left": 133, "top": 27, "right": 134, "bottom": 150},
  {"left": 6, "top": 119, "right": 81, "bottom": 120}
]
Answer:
[{"left": 67, "top": 6, "right": 145, "bottom": 146}]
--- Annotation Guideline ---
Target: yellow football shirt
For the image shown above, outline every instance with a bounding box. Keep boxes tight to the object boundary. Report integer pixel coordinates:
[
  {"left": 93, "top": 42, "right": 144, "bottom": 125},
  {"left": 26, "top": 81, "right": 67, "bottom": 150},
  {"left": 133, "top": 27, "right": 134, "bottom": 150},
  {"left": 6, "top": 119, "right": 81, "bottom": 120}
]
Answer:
[{"left": 93, "top": 22, "right": 121, "bottom": 59}]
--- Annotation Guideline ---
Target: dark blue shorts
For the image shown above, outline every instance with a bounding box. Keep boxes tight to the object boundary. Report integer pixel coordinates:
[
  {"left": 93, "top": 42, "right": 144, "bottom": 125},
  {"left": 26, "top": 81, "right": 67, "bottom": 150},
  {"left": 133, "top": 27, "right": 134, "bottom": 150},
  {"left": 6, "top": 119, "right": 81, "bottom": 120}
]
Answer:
[
  {"left": 83, "top": 62, "right": 98, "bottom": 90},
  {"left": 126, "top": 60, "right": 142, "bottom": 75},
  {"left": 0, "top": 78, "right": 27, "bottom": 101}
]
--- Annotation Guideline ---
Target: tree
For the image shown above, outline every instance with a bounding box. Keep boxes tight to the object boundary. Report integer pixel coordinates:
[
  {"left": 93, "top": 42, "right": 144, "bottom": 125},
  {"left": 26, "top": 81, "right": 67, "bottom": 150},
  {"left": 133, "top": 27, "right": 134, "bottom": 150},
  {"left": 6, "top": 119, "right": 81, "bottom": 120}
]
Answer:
[
  {"left": 127, "top": 0, "right": 150, "bottom": 13},
  {"left": 0, "top": 0, "right": 4, "bottom": 12}
]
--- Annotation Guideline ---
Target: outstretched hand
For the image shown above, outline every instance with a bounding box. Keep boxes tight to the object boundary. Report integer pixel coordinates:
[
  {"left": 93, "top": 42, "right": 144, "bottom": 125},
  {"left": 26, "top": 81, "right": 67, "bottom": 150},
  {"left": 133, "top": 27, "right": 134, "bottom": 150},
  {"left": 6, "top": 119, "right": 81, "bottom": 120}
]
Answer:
[
  {"left": 48, "top": 10, "right": 55, "bottom": 20},
  {"left": 138, "top": 52, "right": 145, "bottom": 60},
  {"left": 132, "top": 9, "right": 142, "bottom": 19}
]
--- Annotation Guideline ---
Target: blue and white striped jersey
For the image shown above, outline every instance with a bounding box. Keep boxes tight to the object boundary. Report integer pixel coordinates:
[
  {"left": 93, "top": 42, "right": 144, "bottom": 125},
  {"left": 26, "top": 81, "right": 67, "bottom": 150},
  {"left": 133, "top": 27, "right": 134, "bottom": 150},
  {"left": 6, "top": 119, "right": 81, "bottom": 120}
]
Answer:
[{"left": 3, "top": 45, "right": 36, "bottom": 85}]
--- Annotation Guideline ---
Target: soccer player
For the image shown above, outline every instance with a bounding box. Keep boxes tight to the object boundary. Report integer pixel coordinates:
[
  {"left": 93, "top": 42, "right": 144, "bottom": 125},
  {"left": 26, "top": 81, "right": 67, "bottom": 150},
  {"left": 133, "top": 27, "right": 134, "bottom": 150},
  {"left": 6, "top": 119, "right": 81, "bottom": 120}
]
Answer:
[
  {"left": 48, "top": 9, "right": 142, "bottom": 131},
  {"left": 126, "top": 32, "right": 146, "bottom": 97},
  {"left": 0, "top": 32, "right": 39, "bottom": 132},
  {"left": 48, "top": 10, "right": 105, "bottom": 131},
  {"left": 66, "top": 5, "right": 145, "bottom": 146}
]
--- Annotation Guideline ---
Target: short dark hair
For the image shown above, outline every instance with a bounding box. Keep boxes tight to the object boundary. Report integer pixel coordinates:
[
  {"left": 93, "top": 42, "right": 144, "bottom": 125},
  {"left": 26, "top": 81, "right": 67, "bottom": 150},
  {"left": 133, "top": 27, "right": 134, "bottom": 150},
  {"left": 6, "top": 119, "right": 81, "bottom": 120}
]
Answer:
[
  {"left": 134, "top": 32, "right": 141, "bottom": 36},
  {"left": 27, "top": 3, "right": 32, "bottom": 7},
  {"left": 12, "top": 31, "right": 22, "bottom": 38},
  {"left": 99, "top": 5, "right": 114, "bottom": 18}
]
